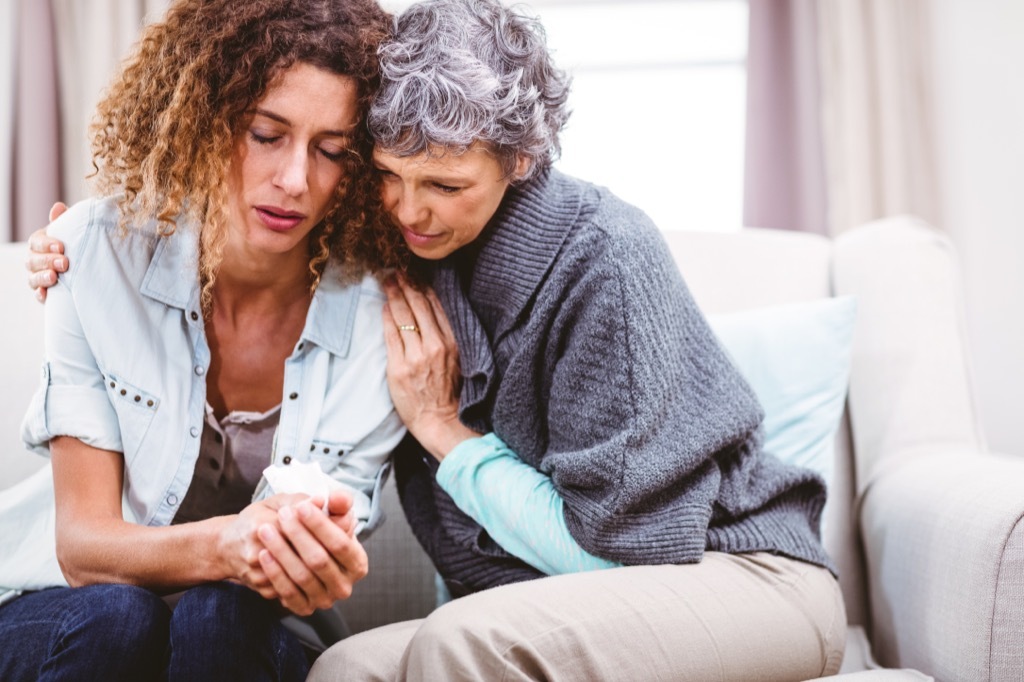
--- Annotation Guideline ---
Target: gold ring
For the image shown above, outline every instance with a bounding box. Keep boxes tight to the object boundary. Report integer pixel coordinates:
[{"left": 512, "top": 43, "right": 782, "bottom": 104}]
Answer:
[{"left": 397, "top": 324, "right": 420, "bottom": 333}]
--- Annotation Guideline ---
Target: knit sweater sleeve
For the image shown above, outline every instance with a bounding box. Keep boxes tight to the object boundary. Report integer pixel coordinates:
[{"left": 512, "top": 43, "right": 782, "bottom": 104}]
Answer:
[{"left": 539, "top": 216, "right": 765, "bottom": 565}]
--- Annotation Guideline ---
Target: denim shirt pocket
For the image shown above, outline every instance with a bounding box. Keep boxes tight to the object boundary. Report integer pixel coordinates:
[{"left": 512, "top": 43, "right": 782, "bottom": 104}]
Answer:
[
  {"left": 104, "top": 373, "right": 160, "bottom": 465},
  {"left": 307, "top": 439, "right": 353, "bottom": 467}
]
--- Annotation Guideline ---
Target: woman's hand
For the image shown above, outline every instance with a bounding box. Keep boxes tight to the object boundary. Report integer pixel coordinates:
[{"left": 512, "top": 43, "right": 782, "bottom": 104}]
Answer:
[
  {"left": 26, "top": 202, "right": 69, "bottom": 302},
  {"left": 217, "top": 492, "right": 310, "bottom": 603},
  {"left": 382, "top": 275, "right": 481, "bottom": 460},
  {"left": 228, "top": 485, "right": 368, "bottom": 614}
]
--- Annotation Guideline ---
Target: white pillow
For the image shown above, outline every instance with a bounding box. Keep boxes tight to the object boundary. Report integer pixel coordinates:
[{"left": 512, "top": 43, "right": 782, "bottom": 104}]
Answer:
[{"left": 707, "top": 296, "right": 857, "bottom": 490}]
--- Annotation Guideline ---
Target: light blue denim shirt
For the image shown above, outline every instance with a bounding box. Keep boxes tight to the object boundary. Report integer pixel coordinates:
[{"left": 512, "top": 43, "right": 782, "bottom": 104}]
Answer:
[{"left": 1, "top": 196, "right": 405, "bottom": 593}]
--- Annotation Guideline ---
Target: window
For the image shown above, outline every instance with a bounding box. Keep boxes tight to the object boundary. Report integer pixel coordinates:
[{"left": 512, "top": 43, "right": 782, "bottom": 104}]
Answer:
[
  {"left": 535, "top": 0, "right": 748, "bottom": 232},
  {"left": 379, "top": 0, "right": 749, "bottom": 232}
]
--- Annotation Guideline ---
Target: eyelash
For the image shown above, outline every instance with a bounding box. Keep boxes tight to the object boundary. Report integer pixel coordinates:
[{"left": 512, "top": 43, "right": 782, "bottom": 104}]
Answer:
[
  {"left": 249, "top": 131, "right": 345, "bottom": 162},
  {"left": 249, "top": 131, "right": 278, "bottom": 146},
  {"left": 374, "top": 168, "right": 461, "bottom": 194}
]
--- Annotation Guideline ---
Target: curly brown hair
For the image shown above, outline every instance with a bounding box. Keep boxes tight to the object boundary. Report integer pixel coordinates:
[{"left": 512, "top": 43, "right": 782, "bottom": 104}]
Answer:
[{"left": 90, "top": 0, "right": 410, "bottom": 311}]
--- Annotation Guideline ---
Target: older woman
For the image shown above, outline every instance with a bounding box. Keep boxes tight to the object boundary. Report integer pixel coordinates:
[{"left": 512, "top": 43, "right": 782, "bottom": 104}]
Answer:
[
  {"left": 330, "top": 1, "right": 845, "bottom": 679},
  {"left": 27, "top": 0, "right": 846, "bottom": 679},
  {"left": 1, "top": 0, "right": 403, "bottom": 680}
]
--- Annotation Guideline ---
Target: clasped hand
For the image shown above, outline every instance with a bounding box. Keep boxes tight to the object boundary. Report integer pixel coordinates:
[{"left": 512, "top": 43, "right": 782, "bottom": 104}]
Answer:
[{"left": 220, "top": 490, "right": 367, "bottom": 616}]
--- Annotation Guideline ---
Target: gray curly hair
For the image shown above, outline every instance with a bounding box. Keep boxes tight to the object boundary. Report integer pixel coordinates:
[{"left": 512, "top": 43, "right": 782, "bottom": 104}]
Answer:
[{"left": 368, "top": 0, "right": 571, "bottom": 182}]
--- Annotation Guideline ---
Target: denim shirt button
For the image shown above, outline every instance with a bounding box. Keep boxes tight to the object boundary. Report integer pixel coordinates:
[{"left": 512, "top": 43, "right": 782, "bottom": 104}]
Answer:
[
  {"left": 190, "top": 426, "right": 200, "bottom": 437},
  {"left": 194, "top": 366, "right": 205, "bottom": 376},
  {"left": 167, "top": 494, "right": 178, "bottom": 506}
]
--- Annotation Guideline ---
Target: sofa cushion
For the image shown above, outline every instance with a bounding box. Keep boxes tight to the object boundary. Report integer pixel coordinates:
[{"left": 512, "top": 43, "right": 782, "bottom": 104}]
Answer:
[
  {"left": 708, "top": 296, "right": 857, "bottom": 491},
  {"left": 0, "top": 242, "right": 47, "bottom": 491}
]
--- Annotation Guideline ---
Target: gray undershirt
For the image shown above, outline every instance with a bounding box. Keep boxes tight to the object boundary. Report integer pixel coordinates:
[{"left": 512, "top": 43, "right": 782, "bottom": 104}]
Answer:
[{"left": 172, "top": 403, "right": 280, "bottom": 524}]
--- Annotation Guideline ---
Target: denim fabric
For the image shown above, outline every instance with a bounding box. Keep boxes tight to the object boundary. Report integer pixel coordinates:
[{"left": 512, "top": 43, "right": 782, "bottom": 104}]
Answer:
[
  {"left": 2, "top": 195, "right": 405, "bottom": 592},
  {"left": 168, "top": 582, "right": 309, "bottom": 681},
  {"left": 0, "top": 584, "right": 170, "bottom": 681},
  {"left": 0, "top": 582, "right": 309, "bottom": 681}
]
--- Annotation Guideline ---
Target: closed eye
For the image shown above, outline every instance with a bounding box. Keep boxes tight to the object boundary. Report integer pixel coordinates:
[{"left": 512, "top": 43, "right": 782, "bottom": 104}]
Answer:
[
  {"left": 249, "top": 131, "right": 280, "bottom": 145},
  {"left": 319, "top": 147, "right": 345, "bottom": 162}
]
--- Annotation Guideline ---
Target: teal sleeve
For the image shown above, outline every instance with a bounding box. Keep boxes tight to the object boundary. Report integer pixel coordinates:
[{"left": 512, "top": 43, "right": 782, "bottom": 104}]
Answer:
[{"left": 435, "top": 432, "right": 621, "bottom": 575}]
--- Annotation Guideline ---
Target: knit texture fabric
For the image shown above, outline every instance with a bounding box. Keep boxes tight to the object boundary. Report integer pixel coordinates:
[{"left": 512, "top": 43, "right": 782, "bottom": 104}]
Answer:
[{"left": 394, "top": 169, "right": 835, "bottom": 597}]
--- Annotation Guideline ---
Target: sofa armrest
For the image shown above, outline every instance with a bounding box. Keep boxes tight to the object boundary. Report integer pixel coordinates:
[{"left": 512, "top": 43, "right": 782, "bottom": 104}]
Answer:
[
  {"left": 861, "top": 451, "right": 1024, "bottom": 681},
  {"left": 832, "top": 217, "right": 985, "bottom": 495}
]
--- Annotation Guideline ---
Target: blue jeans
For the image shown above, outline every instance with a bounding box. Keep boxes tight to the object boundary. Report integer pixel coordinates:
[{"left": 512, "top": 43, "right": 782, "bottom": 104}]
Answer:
[{"left": 0, "top": 582, "right": 309, "bottom": 681}]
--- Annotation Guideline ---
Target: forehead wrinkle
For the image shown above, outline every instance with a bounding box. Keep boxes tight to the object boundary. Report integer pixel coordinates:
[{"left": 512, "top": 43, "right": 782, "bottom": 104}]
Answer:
[{"left": 375, "top": 153, "right": 485, "bottom": 186}]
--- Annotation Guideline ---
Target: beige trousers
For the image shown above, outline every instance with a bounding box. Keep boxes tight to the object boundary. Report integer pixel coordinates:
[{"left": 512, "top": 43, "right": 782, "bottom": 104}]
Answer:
[{"left": 309, "top": 552, "right": 846, "bottom": 682}]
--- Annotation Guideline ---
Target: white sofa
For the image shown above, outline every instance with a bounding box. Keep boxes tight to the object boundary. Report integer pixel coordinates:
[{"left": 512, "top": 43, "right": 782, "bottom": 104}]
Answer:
[{"left": 2, "top": 216, "right": 1022, "bottom": 681}]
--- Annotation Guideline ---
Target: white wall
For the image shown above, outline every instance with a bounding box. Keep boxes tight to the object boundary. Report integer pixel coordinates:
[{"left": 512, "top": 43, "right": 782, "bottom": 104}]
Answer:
[{"left": 930, "top": 0, "right": 1024, "bottom": 455}]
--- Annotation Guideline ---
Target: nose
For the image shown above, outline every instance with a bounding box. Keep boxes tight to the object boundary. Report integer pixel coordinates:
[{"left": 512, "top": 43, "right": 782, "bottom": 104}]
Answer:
[
  {"left": 274, "top": 145, "right": 309, "bottom": 197},
  {"left": 390, "top": 184, "right": 427, "bottom": 227}
]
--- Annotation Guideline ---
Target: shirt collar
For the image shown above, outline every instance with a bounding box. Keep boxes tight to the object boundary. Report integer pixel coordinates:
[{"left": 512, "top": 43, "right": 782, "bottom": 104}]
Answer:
[
  {"left": 139, "top": 228, "right": 360, "bottom": 359},
  {"left": 140, "top": 228, "right": 202, "bottom": 314},
  {"left": 429, "top": 169, "right": 585, "bottom": 430},
  {"left": 456, "top": 168, "right": 583, "bottom": 325},
  {"left": 300, "top": 264, "right": 361, "bottom": 359}
]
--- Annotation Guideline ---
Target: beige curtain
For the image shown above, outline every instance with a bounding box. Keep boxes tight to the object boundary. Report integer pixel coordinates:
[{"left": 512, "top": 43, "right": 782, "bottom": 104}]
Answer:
[
  {"left": 817, "top": 0, "right": 940, "bottom": 236},
  {"left": 0, "top": 1, "right": 16, "bottom": 242},
  {"left": 51, "top": 0, "right": 169, "bottom": 205},
  {"left": 11, "top": 0, "right": 62, "bottom": 243},
  {"left": 743, "top": 0, "right": 827, "bottom": 235},
  {"left": 3, "top": 0, "right": 166, "bottom": 242}
]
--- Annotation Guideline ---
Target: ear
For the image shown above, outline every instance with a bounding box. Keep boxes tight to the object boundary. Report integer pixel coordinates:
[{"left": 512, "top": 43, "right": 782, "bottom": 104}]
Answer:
[{"left": 513, "top": 155, "right": 532, "bottom": 181}]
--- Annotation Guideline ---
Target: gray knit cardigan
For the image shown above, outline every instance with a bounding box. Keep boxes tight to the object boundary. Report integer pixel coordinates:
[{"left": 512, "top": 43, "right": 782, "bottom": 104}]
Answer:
[{"left": 394, "top": 169, "right": 835, "bottom": 597}]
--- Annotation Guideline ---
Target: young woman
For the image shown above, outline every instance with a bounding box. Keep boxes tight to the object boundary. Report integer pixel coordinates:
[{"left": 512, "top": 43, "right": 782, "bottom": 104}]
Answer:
[{"left": 1, "top": 0, "right": 402, "bottom": 680}]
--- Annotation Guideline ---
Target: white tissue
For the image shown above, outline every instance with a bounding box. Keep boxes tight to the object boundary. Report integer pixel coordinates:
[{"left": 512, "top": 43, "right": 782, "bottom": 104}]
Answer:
[{"left": 261, "top": 460, "right": 344, "bottom": 512}]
